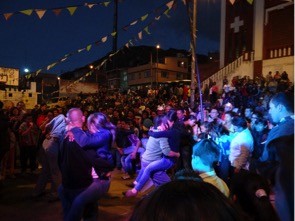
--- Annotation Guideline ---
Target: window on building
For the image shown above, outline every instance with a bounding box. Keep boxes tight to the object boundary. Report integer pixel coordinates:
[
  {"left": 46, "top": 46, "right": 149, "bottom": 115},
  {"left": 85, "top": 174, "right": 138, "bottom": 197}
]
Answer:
[
  {"left": 129, "top": 73, "right": 135, "bottom": 80},
  {"left": 144, "top": 71, "right": 151, "bottom": 78},
  {"left": 178, "top": 61, "right": 187, "bottom": 68},
  {"left": 161, "top": 71, "right": 169, "bottom": 78},
  {"left": 176, "top": 72, "right": 183, "bottom": 80}
]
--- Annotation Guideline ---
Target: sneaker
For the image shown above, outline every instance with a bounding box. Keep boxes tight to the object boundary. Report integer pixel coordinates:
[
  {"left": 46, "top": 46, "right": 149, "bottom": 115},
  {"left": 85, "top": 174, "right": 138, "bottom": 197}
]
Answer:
[
  {"left": 121, "top": 174, "right": 131, "bottom": 180},
  {"left": 125, "top": 183, "right": 135, "bottom": 188},
  {"left": 123, "top": 190, "right": 138, "bottom": 197}
]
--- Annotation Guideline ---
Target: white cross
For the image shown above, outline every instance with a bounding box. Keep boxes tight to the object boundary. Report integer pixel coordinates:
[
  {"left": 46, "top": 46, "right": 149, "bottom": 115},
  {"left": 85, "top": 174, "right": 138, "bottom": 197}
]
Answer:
[{"left": 230, "top": 16, "right": 244, "bottom": 33}]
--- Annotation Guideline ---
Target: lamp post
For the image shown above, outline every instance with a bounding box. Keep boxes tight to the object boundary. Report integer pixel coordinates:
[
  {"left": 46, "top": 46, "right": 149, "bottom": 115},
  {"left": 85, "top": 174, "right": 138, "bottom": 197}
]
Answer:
[
  {"left": 57, "top": 77, "right": 60, "bottom": 97},
  {"left": 156, "top": 44, "right": 160, "bottom": 89}
]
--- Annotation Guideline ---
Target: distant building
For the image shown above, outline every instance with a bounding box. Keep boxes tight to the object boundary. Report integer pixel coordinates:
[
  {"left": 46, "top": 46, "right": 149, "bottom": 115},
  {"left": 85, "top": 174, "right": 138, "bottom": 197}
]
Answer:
[{"left": 127, "top": 56, "right": 189, "bottom": 90}]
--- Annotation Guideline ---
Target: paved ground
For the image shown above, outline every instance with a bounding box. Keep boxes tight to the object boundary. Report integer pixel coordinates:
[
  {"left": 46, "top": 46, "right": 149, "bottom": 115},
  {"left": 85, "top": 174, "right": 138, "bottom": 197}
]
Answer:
[{"left": 0, "top": 169, "right": 149, "bottom": 221}]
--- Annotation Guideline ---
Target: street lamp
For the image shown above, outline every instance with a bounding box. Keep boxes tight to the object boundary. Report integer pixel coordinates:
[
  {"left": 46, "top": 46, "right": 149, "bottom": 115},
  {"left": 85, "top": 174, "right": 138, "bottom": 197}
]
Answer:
[
  {"left": 57, "top": 77, "right": 60, "bottom": 97},
  {"left": 156, "top": 44, "right": 160, "bottom": 89}
]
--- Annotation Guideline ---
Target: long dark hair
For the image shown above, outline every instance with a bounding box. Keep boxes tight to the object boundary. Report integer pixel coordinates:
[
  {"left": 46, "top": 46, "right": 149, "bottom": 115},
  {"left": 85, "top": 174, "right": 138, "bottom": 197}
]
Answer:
[{"left": 87, "top": 112, "right": 116, "bottom": 142}]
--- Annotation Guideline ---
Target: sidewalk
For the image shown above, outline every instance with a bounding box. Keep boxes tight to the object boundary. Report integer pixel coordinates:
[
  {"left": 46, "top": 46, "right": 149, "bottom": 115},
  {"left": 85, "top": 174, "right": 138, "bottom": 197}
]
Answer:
[{"left": 0, "top": 168, "right": 148, "bottom": 221}]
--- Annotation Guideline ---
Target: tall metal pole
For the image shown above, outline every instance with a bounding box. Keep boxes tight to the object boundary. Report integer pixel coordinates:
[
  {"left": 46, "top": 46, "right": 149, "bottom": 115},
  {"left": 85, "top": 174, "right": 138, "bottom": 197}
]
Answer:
[
  {"left": 150, "top": 52, "right": 153, "bottom": 89},
  {"left": 112, "top": 0, "right": 118, "bottom": 53},
  {"left": 156, "top": 44, "right": 160, "bottom": 89},
  {"left": 189, "top": 0, "right": 203, "bottom": 121},
  {"left": 190, "top": 0, "right": 196, "bottom": 109}
]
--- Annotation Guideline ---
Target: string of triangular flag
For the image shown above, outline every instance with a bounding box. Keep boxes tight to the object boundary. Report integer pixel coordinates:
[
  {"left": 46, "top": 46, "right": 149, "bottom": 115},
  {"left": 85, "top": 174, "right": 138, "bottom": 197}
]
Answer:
[
  {"left": 25, "top": 0, "right": 175, "bottom": 79},
  {"left": 46, "top": 1, "right": 177, "bottom": 93},
  {"left": 2, "top": 1, "right": 112, "bottom": 21}
]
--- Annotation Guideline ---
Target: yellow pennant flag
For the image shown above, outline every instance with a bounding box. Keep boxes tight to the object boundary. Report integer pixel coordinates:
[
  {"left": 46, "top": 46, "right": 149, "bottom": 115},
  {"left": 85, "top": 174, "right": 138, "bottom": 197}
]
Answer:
[
  {"left": 3, "top": 13, "right": 13, "bottom": 20},
  {"left": 86, "top": 44, "right": 92, "bottom": 51},
  {"left": 144, "top": 26, "right": 151, "bottom": 34},
  {"left": 36, "top": 69, "right": 42, "bottom": 76},
  {"left": 164, "top": 9, "right": 170, "bottom": 18},
  {"left": 141, "top": 14, "right": 148, "bottom": 21},
  {"left": 104, "top": 1, "right": 111, "bottom": 7},
  {"left": 155, "top": 16, "right": 161, "bottom": 21},
  {"left": 247, "top": 0, "right": 254, "bottom": 4},
  {"left": 20, "top": 9, "right": 33, "bottom": 16},
  {"left": 129, "top": 40, "right": 134, "bottom": 46},
  {"left": 111, "top": 32, "right": 117, "bottom": 37},
  {"left": 35, "top": 9, "right": 46, "bottom": 19},
  {"left": 67, "top": 7, "right": 77, "bottom": 15}
]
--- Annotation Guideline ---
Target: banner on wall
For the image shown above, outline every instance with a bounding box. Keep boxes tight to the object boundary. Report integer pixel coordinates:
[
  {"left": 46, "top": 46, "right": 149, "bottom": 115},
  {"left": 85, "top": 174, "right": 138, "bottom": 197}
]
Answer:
[
  {"left": 0, "top": 67, "right": 20, "bottom": 86},
  {"left": 59, "top": 79, "right": 98, "bottom": 97}
]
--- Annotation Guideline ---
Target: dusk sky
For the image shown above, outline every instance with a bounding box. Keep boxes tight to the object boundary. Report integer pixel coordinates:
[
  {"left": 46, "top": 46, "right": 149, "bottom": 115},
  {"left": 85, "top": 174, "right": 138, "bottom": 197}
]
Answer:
[{"left": 0, "top": 0, "right": 220, "bottom": 75}]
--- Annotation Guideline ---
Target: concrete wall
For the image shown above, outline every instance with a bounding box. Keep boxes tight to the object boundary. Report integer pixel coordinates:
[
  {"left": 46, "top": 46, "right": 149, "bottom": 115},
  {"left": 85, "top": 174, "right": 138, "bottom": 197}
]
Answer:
[{"left": 262, "top": 56, "right": 294, "bottom": 82}]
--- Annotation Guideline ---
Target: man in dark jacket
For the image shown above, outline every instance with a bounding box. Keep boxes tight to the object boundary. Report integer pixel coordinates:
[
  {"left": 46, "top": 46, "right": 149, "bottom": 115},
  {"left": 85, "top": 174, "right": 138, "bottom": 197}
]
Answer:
[{"left": 58, "top": 108, "right": 113, "bottom": 221}]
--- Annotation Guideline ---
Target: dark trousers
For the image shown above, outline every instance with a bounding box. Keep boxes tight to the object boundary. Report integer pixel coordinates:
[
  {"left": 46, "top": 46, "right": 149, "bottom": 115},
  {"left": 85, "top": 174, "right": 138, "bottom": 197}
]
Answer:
[{"left": 20, "top": 145, "right": 38, "bottom": 172}]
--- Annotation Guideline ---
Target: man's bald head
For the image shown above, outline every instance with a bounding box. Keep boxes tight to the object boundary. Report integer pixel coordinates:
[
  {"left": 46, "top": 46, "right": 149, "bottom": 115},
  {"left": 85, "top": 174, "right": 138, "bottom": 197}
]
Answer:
[{"left": 67, "top": 108, "right": 84, "bottom": 128}]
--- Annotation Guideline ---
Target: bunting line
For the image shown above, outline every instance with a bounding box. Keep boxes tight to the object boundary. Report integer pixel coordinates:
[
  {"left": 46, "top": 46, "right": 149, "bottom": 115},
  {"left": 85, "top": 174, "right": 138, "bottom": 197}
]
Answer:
[
  {"left": 35, "top": 1, "right": 178, "bottom": 92},
  {"left": 26, "top": 0, "right": 176, "bottom": 78},
  {"left": 2, "top": 1, "right": 112, "bottom": 20}
]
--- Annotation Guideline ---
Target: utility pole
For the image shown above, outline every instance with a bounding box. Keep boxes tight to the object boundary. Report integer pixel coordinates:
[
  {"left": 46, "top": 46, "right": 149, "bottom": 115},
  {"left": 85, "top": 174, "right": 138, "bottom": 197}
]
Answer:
[
  {"left": 112, "top": 0, "right": 118, "bottom": 54},
  {"left": 188, "top": 0, "right": 203, "bottom": 121}
]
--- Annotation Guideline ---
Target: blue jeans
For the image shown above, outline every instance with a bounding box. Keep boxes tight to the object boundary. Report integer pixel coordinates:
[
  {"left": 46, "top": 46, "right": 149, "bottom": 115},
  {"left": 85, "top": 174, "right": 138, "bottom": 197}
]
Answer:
[
  {"left": 58, "top": 179, "right": 110, "bottom": 221},
  {"left": 121, "top": 147, "right": 145, "bottom": 175},
  {"left": 135, "top": 158, "right": 173, "bottom": 192},
  {"left": 121, "top": 154, "right": 134, "bottom": 175}
]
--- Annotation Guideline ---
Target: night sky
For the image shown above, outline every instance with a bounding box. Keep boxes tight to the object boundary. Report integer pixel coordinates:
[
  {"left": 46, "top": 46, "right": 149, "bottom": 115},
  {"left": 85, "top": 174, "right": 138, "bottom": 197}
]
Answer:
[{"left": 0, "top": 0, "right": 220, "bottom": 75}]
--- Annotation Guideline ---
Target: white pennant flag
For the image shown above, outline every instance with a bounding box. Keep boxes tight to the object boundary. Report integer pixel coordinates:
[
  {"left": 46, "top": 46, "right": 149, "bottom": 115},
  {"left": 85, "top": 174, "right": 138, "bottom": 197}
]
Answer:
[
  {"left": 102, "top": 36, "right": 108, "bottom": 43},
  {"left": 229, "top": 0, "right": 235, "bottom": 5},
  {"left": 130, "top": 20, "right": 138, "bottom": 26},
  {"left": 86, "top": 4, "right": 96, "bottom": 8},
  {"left": 155, "top": 16, "right": 161, "bottom": 21},
  {"left": 138, "top": 31, "right": 142, "bottom": 40},
  {"left": 166, "top": 1, "right": 174, "bottom": 10}
]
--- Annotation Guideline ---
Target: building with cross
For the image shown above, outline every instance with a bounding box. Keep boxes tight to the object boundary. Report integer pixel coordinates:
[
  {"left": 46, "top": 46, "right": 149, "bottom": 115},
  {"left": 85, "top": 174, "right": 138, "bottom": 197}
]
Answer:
[{"left": 219, "top": 0, "right": 293, "bottom": 81}]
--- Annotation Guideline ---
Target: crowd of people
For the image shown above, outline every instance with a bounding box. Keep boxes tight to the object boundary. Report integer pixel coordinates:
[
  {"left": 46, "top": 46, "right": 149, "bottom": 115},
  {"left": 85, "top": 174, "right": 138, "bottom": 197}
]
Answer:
[{"left": 0, "top": 71, "right": 293, "bottom": 221}]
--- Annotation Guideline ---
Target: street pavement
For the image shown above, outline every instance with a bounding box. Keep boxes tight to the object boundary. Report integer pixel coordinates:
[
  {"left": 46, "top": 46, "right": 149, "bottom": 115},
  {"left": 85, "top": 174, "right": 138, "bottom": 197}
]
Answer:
[{"left": 0, "top": 169, "right": 148, "bottom": 221}]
